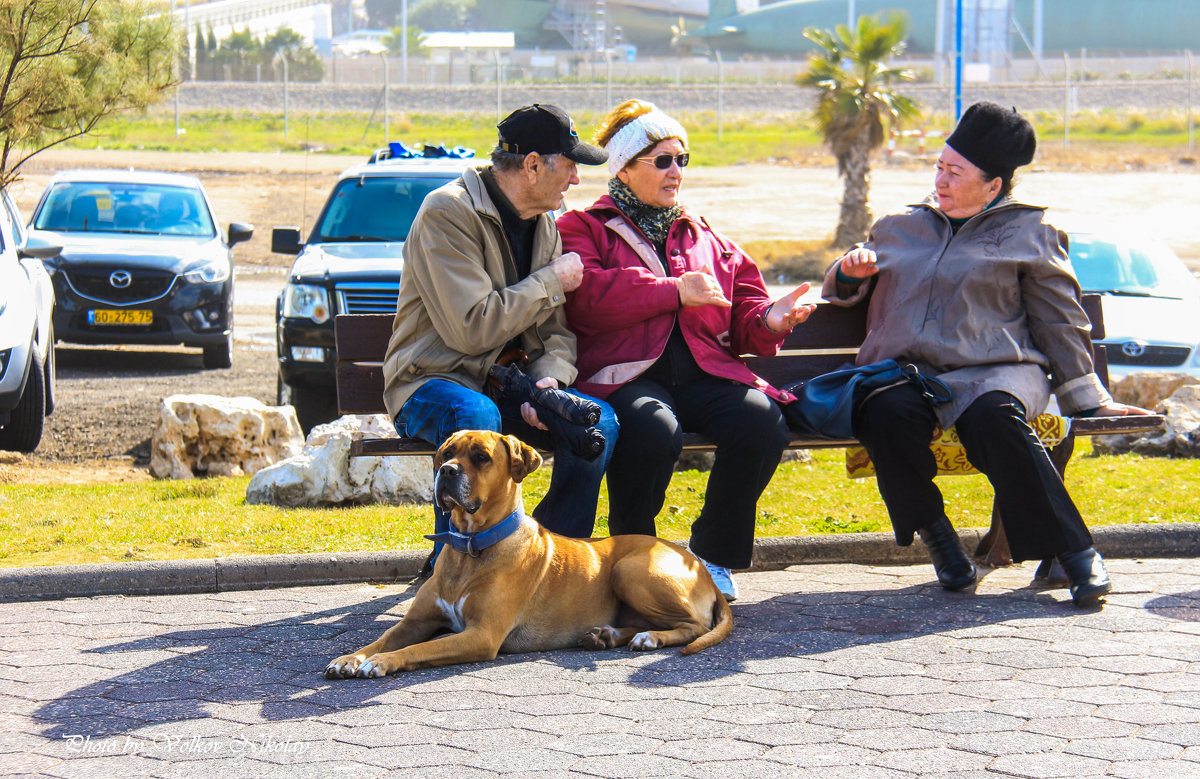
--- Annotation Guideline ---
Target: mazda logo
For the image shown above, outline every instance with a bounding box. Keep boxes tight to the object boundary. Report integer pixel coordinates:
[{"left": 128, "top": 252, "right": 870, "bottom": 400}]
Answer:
[
  {"left": 109, "top": 270, "right": 132, "bottom": 288},
  {"left": 1121, "top": 341, "right": 1147, "bottom": 358}
]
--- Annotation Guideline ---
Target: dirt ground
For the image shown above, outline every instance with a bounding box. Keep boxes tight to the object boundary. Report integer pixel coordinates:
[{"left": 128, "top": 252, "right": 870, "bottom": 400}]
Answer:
[{"left": 3, "top": 148, "right": 1199, "bottom": 484}]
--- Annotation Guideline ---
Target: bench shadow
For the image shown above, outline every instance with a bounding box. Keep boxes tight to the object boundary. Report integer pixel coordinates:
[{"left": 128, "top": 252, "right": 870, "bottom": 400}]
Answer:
[
  {"left": 30, "top": 573, "right": 1112, "bottom": 740},
  {"left": 1144, "top": 589, "right": 1200, "bottom": 622}
]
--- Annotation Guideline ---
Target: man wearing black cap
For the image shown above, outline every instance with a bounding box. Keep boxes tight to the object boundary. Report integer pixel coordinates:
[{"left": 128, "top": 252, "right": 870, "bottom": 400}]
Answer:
[{"left": 381, "top": 104, "right": 617, "bottom": 571}]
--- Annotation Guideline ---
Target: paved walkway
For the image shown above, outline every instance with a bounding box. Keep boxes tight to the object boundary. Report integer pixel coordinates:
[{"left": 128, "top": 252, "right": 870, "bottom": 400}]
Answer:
[{"left": 3, "top": 557, "right": 1199, "bottom": 777}]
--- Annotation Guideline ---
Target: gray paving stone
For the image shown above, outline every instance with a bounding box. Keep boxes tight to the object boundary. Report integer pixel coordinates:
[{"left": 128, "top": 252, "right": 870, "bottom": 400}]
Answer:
[
  {"left": 1105, "top": 758, "right": 1200, "bottom": 779},
  {"left": 1023, "top": 715, "right": 1139, "bottom": 738},
  {"left": 1062, "top": 735, "right": 1183, "bottom": 760},
  {"left": 761, "top": 741, "right": 880, "bottom": 766},
  {"left": 1, "top": 558, "right": 1198, "bottom": 776},
  {"left": 945, "top": 729, "right": 1065, "bottom": 756},
  {"left": 871, "top": 746, "right": 992, "bottom": 773},
  {"left": 838, "top": 726, "right": 945, "bottom": 750},
  {"left": 986, "top": 751, "right": 1111, "bottom": 778},
  {"left": 1140, "top": 722, "right": 1200, "bottom": 746}
]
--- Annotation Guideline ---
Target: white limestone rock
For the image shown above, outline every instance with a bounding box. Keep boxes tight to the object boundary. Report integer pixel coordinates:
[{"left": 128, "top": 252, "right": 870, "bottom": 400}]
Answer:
[
  {"left": 245, "top": 414, "right": 434, "bottom": 507},
  {"left": 1108, "top": 371, "right": 1200, "bottom": 410},
  {"left": 150, "top": 394, "right": 304, "bottom": 479},
  {"left": 1093, "top": 384, "right": 1200, "bottom": 457}
]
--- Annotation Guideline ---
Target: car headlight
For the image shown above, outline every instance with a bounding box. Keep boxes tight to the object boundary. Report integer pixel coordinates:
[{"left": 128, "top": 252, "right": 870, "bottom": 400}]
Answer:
[
  {"left": 183, "top": 259, "right": 231, "bottom": 284},
  {"left": 283, "top": 283, "right": 330, "bottom": 324}
]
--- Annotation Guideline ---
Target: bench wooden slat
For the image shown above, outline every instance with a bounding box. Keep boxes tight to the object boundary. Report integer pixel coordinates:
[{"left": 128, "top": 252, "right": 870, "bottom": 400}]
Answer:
[
  {"left": 334, "top": 314, "right": 394, "bottom": 362},
  {"left": 334, "top": 292, "right": 1165, "bottom": 456}
]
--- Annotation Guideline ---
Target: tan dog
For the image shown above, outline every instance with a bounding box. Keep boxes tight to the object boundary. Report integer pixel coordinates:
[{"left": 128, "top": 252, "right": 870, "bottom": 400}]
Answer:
[{"left": 326, "top": 429, "right": 732, "bottom": 678}]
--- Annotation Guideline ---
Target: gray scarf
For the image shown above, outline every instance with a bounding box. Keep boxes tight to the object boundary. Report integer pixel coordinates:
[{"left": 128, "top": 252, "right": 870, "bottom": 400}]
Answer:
[{"left": 608, "top": 178, "right": 683, "bottom": 251}]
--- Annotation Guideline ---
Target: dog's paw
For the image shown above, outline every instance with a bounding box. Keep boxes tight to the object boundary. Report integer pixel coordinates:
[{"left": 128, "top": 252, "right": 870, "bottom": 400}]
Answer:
[
  {"left": 628, "top": 631, "right": 662, "bottom": 652},
  {"left": 580, "top": 626, "right": 620, "bottom": 650},
  {"left": 354, "top": 658, "right": 388, "bottom": 678},
  {"left": 325, "top": 654, "right": 366, "bottom": 679}
]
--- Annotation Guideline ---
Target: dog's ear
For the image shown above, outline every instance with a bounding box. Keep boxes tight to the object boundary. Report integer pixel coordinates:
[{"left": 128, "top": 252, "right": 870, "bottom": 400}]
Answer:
[{"left": 501, "top": 434, "right": 542, "bottom": 483}]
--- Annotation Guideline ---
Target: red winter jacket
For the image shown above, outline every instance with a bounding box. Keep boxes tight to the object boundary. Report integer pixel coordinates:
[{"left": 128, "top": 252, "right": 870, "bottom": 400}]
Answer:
[{"left": 558, "top": 195, "right": 794, "bottom": 402}]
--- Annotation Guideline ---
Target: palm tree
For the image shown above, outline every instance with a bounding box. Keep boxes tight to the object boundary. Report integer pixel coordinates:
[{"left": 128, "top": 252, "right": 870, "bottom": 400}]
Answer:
[{"left": 798, "top": 11, "right": 920, "bottom": 247}]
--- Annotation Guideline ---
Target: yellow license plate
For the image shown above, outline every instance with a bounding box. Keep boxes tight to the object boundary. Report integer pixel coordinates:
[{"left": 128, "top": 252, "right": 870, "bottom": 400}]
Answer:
[{"left": 89, "top": 309, "right": 153, "bottom": 325}]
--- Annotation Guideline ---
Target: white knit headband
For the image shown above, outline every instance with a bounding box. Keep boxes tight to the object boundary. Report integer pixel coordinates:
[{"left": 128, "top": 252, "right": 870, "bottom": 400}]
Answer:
[{"left": 605, "top": 108, "right": 689, "bottom": 176}]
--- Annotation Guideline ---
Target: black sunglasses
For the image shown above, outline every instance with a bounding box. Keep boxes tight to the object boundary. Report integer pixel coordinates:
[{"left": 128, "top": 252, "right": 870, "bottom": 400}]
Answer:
[{"left": 636, "top": 152, "right": 690, "bottom": 170}]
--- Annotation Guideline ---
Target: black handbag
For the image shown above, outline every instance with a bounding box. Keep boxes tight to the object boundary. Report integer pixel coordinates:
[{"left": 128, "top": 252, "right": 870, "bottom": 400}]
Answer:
[{"left": 781, "top": 359, "right": 952, "bottom": 439}]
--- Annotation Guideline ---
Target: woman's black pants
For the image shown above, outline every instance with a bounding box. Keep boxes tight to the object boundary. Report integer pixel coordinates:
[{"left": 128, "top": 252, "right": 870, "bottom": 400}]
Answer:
[
  {"left": 605, "top": 375, "right": 790, "bottom": 570},
  {"left": 854, "top": 385, "right": 1093, "bottom": 562}
]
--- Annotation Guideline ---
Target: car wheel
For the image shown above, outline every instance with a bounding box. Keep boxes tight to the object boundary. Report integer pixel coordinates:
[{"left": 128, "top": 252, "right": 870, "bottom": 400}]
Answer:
[
  {"left": 0, "top": 351, "right": 46, "bottom": 453},
  {"left": 279, "top": 375, "right": 337, "bottom": 434},
  {"left": 202, "top": 333, "right": 233, "bottom": 370}
]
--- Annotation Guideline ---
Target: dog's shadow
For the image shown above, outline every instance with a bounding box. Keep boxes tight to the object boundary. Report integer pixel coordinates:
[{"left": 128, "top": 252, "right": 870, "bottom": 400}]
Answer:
[{"left": 33, "top": 572, "right": 1188, "bottom": 740}]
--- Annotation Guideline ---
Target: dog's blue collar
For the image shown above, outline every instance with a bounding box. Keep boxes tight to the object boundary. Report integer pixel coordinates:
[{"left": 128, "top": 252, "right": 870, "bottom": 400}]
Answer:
[{"left": 424, "top": 510, "right": 524, "bottom": 558}]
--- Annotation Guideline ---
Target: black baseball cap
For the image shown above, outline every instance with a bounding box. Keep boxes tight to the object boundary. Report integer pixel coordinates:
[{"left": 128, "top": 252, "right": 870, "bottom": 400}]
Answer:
[{"left": 497, "top": 104, "right": 608, "bottom": 165}]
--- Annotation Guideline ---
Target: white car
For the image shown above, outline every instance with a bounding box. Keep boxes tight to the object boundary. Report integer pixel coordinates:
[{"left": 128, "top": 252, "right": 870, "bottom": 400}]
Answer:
[
  {"left": 1067, "top": 232, "right": 1200, "bottom": 379},
  {"left": 0, "top": 188, "right": 59, "bottom": 452}
]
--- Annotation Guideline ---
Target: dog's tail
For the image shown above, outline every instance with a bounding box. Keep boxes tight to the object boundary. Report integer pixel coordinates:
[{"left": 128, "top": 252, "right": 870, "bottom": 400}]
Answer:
[{"left": 679, "top": 591, "right": 733, "bottom": 655}]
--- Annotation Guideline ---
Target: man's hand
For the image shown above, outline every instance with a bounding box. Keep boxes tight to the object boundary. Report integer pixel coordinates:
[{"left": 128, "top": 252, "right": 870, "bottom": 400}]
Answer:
[
  {"left": 838, "top": 248, "right": 879, "bottom": 279},
  {"left": 766, "top": 282, "right": 817, "bottom": 332},
  {"left": 550, "top": 251, "right": 583, "bottom": 292},
  {"left": 678, "top": 266, "right": 732, "bottom": 308},
  {"left": 1093, "top": 402, "right": 1153, "bottom": 417},
  {"left": 520, "top": 377, "right": 559, "bottom": 429}
]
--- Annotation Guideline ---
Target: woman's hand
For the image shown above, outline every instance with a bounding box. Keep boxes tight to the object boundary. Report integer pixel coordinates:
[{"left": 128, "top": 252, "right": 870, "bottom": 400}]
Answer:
[
  {"left": 1092, "top": 401, "right": 1153, "bottom": 417},
  {"left": 766, "top": 282, "right": 817, "bottom": 332},
  {"left": 838, "top": 248, "right": 879, "bottom": 279},
  {"left": 678, "top": 267, "right": 732, "bottom": 308},
  {"left": 520, "top": 377, "right": 559, "bottom": 430}
]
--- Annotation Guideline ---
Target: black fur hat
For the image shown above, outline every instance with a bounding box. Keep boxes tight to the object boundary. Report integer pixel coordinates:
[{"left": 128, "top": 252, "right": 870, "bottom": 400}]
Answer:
[{"left": 945, "top": 101, "right": 1036, "bottom": 178}]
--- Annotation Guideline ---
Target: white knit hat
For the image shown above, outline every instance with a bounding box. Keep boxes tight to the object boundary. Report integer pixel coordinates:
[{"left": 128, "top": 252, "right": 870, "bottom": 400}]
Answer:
[{"left": 605, "top": 106, "right": 689, "bottom": 177}]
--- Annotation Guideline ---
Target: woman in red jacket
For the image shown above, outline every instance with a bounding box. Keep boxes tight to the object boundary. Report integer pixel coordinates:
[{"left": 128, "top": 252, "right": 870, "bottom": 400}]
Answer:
[{"left": 558, "top": 99, "right": 814, "bottom": 601}]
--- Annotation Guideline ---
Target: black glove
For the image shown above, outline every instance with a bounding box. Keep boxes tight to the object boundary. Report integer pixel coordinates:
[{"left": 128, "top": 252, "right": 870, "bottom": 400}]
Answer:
[
  {"left": 487, "top": 364, "right": 605, "bottom": 460},
  {"left": 488, "top": 364, "right": 601, "bottom": 426}
]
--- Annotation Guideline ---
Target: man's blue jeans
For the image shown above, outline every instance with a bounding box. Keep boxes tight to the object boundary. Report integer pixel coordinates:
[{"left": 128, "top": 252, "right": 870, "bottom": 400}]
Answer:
[{"left": 396, "top": 379, "right": 618, "bottom": 555}]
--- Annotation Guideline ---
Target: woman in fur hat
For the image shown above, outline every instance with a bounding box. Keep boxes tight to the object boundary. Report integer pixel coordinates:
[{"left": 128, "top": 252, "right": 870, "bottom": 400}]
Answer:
[{"left": 825, "top": 101, "right": 1150, "bottom": 606}]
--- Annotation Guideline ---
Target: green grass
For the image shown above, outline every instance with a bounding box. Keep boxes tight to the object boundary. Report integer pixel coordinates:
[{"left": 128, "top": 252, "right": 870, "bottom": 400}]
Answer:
[
  {"left": 73, "top": 109, "right": 828, "bottom": 163},
  {"left": 2, "top": 440, "right": 1195, "bottom": 568},
  {"left": 73, "top": 108, "right": 1198, "bottom": 162}
]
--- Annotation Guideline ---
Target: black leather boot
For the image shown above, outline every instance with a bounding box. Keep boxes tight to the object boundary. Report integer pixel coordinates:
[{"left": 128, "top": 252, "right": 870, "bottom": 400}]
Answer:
[
  {"left": 1057, "top": 547, "right": 1112, "bottom": 606},
  {"left": 917, "top": 516, "right": 977, "bottom": 591}
]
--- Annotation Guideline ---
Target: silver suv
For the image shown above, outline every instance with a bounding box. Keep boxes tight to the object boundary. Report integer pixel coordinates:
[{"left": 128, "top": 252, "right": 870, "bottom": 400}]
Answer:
[{"left": 271, "top": 146, "right": 480, "bottom": 431}]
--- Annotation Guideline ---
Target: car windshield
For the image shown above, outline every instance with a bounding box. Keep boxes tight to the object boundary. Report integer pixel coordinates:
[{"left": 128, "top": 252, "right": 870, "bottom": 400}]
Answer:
[
  {"left": 1069, "top": 235, "right": 1197, "bottom": 299},
  {"left": 311, "top": 175, "right": 449, "bottom": 243},
  {"left": 33, "top": 182, "right": 216, "bottom": 237}
]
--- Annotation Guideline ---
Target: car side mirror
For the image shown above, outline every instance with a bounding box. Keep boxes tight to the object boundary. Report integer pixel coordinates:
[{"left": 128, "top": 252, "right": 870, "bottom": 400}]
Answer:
[
  {"left": 18, "top": 235, "right": 62, "bottom": 260},
  {"left": 271, "top": 227, "right": 302, "bottom": 255},
  {"left": 228, "top": 222, "right": 254, "bottom": 246}
]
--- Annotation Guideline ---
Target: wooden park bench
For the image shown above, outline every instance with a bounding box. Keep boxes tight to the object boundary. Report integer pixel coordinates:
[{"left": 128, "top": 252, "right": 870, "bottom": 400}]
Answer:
[{"left": 333, "top": 295, "right": 1165, "bottom": 565}]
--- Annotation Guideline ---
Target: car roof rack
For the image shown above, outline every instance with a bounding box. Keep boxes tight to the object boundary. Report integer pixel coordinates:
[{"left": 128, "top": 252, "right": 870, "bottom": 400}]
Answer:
[{"left": 368, "top": 142, "right": 476, "bottom": 164}]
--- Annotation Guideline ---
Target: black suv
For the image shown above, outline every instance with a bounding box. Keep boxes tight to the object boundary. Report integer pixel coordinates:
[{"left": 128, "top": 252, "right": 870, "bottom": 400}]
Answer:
[{"left": 272, "top": 147, "right": 479, "bottom": 431}]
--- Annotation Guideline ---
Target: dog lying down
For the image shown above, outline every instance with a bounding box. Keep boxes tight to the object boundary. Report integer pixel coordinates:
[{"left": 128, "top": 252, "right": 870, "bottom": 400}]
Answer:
[{"left": 326, "top": 429, "right": 732, "bottom": 679}]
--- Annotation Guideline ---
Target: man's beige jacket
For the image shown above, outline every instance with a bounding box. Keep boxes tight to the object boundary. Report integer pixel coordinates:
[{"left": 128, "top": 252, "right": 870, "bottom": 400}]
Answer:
[{"left": 382, "top": 166, "right": 575, "bottom": 419}]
